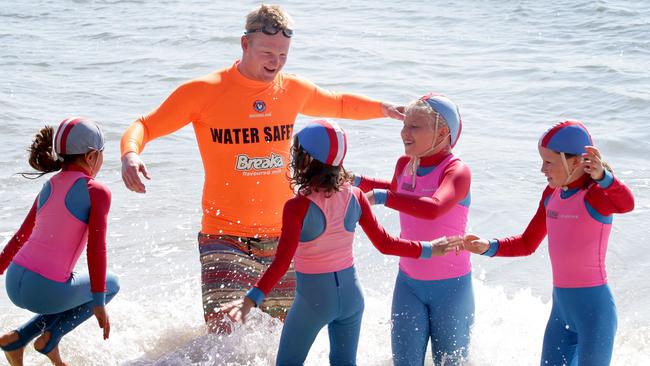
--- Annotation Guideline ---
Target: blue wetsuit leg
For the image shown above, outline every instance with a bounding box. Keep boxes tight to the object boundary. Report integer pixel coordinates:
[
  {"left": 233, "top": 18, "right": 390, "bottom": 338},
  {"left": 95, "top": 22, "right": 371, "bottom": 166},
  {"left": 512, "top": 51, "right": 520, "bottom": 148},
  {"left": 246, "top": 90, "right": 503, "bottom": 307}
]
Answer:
[
  {"left": 541, "top": 285, "right": 616, "bottom": 366},
  {"left": 328, "top": 267, "right": 364, "bottom": 366},
  {"left": 276, "top": 266, "right": 364, "bottom": 366},
  {"left": 2, "top": 264, "right": 62, "bottom": 350},
  {"left": 391, "top": 271, "right": 474, "bottom": 366},
  {"left": 428, "top": 273, "right": 474, "bottom": 365},
  {"left": 4, "top": 262, "right": 120, "bottom": 354},
  {"left": 391, "top": 271, "right": 430, "bottom": 366}
]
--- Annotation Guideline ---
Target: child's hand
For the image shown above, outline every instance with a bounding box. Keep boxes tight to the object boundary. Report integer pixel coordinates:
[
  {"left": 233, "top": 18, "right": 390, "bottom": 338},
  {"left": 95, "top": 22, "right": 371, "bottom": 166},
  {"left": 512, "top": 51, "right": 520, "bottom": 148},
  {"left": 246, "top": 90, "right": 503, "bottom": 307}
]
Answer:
[
  {"left": 92, "top": 306, "right": 110, "bottom": 340},
  {"left": 463, "top": 234, "right": 490, "bottom": 255},
  {"left": 582, "top": 146, "right": 605, "bottom": 181},
  {"left": 430, "top": 235, "right": 464, "bottom": 256},
  {"left": 219, "top": 296, "right": 255, "bottom": 323}
]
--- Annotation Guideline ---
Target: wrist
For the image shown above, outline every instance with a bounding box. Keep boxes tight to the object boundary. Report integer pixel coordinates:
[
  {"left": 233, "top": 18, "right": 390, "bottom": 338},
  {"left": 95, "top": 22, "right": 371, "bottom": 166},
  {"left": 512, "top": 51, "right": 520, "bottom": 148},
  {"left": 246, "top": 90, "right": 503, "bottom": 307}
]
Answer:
[
  {"left": 92, "top": 292, "right": 106, "bottom": 307},
  {"left": 245, "top": 287, "right": 265, "bottom": 307},
  {"left": 595, "top": 169, "right": 613, "bottom": 188},
  {"left": 419, "top": 241, "right": 433, "bottom": 259},
  {"left": 373, "top": 189, "right": 388, "bottom": 205},
  {"left": 482, "top": 239, "right": 499, "bottom": 257}
]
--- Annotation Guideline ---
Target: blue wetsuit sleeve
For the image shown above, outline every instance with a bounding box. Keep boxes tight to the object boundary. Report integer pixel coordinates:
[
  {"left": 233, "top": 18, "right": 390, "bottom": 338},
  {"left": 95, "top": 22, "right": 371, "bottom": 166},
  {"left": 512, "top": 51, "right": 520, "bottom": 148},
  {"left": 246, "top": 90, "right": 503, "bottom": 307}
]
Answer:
[
  {"left": 595, "top": 169, "right": 613, "bottom": 189},
  {"left": 246, "top": 287, "right": 266, "bottom": 307},
  {"left": 92, "top": 293, "right": 106, "bottom": 307},
  {"left": 482, "top": 239, "right": 499, "bottom": 257},
  {"left": 373, "top": 189, "right": 387, "bottom": 205},
  {"left": 353, "top": 175, "right": 362, "bottom": 187},
  {"left": 419, "top": 242, "right": 433, "bottom": 258}
]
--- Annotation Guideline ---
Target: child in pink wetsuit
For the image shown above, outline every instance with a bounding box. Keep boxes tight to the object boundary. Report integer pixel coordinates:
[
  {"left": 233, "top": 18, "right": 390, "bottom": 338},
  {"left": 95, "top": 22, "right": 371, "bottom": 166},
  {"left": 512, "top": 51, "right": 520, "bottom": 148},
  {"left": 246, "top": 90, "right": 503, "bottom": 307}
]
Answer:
[
  {"left": 464, "top": 121, "right": 634, "bottom": 366},
  {"left": 0, "top": 118, "right": 119, "bottom": 366},
  {"left": 221, "top": 120, "right": 462, "bottom": 366},
  {"left": 355, "top": 94, "right": 472, "bottom": 365}
]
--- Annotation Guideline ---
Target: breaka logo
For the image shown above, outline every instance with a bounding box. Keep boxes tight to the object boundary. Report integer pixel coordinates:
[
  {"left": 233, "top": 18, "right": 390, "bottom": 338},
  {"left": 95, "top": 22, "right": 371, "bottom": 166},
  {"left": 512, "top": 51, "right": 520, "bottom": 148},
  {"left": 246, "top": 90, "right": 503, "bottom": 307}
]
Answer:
[{"left": 236, "top": 153, "right": 284, "bottom": 171}]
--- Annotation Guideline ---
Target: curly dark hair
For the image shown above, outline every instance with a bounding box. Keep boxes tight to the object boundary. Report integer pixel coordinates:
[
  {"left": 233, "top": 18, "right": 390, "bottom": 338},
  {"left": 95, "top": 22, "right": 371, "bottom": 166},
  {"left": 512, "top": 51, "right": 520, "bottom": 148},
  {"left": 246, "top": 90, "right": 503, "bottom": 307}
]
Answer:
[
  {"left": 289, "top": 136, "right": 353, "bottom": 196},
  {"left": 20, "top": 125, "right": 82, "bottom": 179}
]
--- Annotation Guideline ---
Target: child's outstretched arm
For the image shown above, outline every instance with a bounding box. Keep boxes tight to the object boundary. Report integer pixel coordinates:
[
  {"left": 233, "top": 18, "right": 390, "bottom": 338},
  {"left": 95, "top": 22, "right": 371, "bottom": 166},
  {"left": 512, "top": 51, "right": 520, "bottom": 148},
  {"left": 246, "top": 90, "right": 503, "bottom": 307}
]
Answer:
[
  {"left": 0, "top": 199, "right": 37, "bottom": 274},
  {"left": 221, "top": 196, "right": 308, "bottom": 323},
  {"left": 464, "top": 186, "right": 553, "bottom": 257},
  {"left": 353, "top": 156, "right": 409, "bottom": 193},
  {"left": 355, "top": 189, "right": 460, "bottom": 257}
]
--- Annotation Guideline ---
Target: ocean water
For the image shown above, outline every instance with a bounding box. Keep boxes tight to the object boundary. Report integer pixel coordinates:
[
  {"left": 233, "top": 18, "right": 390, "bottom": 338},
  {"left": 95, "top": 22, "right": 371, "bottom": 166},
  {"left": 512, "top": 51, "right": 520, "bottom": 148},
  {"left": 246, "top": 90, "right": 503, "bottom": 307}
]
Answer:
[{"left": 0, "top": 1, "right": 649, "bottom": 365}]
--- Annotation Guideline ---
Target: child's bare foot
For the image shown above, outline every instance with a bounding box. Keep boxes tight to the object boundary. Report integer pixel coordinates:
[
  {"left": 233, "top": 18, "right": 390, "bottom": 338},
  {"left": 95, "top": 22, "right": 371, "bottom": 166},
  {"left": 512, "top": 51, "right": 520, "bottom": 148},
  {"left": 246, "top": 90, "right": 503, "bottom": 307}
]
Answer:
[
  {"left": 34, "top": 331, "right": 66, "bottom": 366},
  {"left": 0, "top": 331, "right": 24, "bottom": 366}
]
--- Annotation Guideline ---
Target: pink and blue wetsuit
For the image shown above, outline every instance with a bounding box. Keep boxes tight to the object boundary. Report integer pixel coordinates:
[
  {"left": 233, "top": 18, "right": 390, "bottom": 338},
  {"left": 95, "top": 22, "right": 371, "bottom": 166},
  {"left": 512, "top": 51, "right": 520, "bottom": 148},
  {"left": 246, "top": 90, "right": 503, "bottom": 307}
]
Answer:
[
  {"left": 357, "top": 151, "right": 473, "bottom": 365},
  {"left": 0, "top": 166, "right": 119, "bottom": 354},
  {"left": 482, "top": 171, "right": 634, "bottom": 366},
  {"left": 244, "top": 183, "right": 433, "bottom": 366}
]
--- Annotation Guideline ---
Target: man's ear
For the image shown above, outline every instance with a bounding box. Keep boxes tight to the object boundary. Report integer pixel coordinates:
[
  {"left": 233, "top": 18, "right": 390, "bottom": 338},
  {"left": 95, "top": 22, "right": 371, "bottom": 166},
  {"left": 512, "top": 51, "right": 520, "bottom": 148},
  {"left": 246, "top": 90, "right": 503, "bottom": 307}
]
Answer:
[{"left": 241, "top": 35, "right": 249, "bottom": 52}]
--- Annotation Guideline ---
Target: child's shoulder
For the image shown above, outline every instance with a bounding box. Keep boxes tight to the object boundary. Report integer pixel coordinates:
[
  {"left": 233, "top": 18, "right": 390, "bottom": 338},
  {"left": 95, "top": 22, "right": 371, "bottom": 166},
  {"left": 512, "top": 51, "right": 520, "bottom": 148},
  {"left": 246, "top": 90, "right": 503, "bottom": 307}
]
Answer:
[
  {"left": 395, "top": 155, "right": 411, "bottom": 172},
  {"left": 86, "top": 178, "right": 112, "bottom": 199}
]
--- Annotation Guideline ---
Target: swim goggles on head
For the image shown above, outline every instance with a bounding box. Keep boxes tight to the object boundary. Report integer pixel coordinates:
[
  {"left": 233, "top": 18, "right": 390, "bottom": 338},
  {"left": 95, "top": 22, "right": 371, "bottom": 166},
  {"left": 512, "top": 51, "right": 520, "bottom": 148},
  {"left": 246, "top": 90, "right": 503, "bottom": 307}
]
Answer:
[{"left": 245, "top": 23, "right": 293, "bottom": 38}]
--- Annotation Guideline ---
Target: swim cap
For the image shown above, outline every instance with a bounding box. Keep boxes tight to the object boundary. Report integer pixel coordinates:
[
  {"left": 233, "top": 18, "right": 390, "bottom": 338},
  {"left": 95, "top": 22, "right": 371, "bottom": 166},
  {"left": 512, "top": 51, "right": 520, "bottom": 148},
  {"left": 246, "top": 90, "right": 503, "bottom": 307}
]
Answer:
[
  {"left": 539, "top": 120, "right": 593, "bottom": 155},
  {"left": 421, "top": 93, "right": 462, "bottom": 147},
  {"left": 53, "top": 117, "right": 105, "bottom": 157},
  {"left": 297, "top": 119, "right": 347, "bottom": 166}
]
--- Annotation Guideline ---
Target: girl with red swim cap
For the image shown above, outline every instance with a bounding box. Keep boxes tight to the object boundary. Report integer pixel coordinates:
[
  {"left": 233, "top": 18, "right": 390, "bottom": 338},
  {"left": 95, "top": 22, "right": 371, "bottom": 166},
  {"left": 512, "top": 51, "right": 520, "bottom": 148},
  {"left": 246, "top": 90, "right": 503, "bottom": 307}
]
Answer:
[
  {"left": 220, "top": 119, "right": 461, "bottom": 366},
  {"left": 463, "top": 121, "right": 634, "bottom": 365}
]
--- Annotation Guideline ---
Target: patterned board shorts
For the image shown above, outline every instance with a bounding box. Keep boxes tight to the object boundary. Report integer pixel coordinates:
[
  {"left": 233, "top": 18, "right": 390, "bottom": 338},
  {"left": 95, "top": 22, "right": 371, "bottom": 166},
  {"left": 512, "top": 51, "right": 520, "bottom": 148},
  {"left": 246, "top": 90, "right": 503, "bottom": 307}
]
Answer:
[{"left": 198, "top": 233, "right": 296, "bottom": 331}]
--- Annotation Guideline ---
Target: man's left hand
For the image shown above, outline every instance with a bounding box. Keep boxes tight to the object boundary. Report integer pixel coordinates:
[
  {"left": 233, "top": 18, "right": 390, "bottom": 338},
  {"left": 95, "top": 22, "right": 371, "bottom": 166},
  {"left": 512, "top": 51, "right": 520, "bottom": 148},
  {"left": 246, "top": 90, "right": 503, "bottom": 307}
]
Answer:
[{"left": 381, "top": 103, "right": 406, "bottom": 121}]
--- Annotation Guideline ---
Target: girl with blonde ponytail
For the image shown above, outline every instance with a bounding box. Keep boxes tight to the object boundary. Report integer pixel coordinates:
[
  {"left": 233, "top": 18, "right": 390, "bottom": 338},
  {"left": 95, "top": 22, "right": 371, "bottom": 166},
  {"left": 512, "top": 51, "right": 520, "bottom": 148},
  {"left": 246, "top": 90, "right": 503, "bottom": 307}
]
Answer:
[{"left": 354, "top": 94, "right": 473, "bottom": 365}]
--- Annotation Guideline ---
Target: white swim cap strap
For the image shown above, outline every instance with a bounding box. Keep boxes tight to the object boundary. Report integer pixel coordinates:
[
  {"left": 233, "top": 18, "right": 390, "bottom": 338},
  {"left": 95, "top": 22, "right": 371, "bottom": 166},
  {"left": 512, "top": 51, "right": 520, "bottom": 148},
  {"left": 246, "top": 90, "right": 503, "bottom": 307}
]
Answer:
[
  {"left": 560, "top": 152, "right": 579, "bottom": 190},
  {"left": 52, "top": 130, "right": 63, "bottom": 162},
  {"left": 418, "top": 113, "right": 450, "bottom": 159}
]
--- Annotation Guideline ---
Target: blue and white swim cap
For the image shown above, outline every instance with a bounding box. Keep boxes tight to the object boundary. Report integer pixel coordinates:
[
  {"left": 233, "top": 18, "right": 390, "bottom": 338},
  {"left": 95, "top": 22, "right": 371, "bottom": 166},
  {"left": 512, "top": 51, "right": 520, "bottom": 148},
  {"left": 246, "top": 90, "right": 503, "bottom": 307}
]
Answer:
[
  {"left": 420, "top": 93, "right": 462, "bottom": 147},
  {"left": 539, "top": 120, "right": 593, "bottom": 155},
  {"left": 297, "top": 119, "right": 347, "bottom": 166}
]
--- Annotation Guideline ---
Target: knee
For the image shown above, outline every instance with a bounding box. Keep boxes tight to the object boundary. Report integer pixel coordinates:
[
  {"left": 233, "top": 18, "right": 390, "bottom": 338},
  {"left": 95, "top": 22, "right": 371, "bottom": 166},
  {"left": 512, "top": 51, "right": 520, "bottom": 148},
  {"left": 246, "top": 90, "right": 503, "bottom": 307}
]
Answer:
[{"left": 105, "top": 273, "right": 120, "bottom": 296}]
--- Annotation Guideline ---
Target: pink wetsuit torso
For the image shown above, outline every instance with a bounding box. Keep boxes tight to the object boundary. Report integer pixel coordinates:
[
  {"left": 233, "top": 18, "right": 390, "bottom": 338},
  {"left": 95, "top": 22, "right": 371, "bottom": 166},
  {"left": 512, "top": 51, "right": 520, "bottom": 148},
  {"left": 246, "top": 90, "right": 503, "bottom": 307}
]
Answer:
[
  {"left": 294, "top": 185, "right": 356, "bottom": 274},
  {"left": 397, "top": 154, "right": 470, "bottom": 280},
  {"left": 13, "top": 171, "right": 89, "bottom": 282},
  {"left": 546, "top": 186, "right": 612, "bottom": 287}
]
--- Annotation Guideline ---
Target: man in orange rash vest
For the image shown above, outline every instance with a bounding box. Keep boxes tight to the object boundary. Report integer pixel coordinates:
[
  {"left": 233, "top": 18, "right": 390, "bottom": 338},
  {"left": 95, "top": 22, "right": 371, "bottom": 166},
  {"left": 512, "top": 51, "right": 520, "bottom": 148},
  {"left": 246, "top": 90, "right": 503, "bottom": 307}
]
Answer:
[{"left": 120, "top": 4, "right": 405, "bottom": 333}]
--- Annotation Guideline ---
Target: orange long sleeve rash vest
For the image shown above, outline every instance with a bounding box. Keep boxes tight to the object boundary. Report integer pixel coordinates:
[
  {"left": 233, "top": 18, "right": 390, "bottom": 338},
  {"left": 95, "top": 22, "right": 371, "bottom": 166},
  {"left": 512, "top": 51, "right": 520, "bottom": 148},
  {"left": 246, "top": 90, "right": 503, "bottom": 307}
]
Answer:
[{"left": 121, "top": 61, "right": 384, "bottom": 237}]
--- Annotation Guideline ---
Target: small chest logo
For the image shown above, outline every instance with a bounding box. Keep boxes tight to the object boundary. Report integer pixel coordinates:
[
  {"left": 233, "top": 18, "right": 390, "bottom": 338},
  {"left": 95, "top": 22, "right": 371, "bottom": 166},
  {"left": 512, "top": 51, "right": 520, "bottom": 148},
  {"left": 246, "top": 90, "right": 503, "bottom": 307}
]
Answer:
[
  {"left": 253, "top": 100, "right": 266, "bottom": 113},
  {"left": 546, "top": 210, "right": 579, "bottom": 220}
]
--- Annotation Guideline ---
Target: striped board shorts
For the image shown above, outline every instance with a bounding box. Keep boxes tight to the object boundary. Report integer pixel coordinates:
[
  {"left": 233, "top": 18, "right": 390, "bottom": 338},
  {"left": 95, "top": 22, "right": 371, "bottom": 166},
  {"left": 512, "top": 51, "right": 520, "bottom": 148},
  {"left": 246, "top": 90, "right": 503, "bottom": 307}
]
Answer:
[{"left": 198, "top": 233, "right": 296, "bottom": 332}]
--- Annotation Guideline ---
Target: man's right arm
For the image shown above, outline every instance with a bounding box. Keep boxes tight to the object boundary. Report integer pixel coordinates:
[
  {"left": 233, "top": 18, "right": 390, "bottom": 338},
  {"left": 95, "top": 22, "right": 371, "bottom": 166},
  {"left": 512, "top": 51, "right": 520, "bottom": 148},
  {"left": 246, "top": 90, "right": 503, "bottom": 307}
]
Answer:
[{"left": 120, "top": 80, "right": 207, "bottom": 192}]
